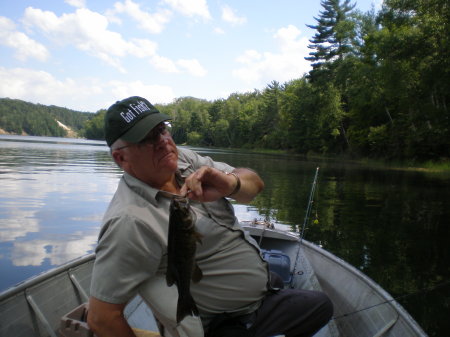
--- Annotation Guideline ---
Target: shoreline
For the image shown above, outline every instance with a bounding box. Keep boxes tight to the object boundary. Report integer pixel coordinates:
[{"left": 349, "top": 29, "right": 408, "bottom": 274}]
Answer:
[{"left": 2, "top": 133, "right": 449, "bottom": 173}]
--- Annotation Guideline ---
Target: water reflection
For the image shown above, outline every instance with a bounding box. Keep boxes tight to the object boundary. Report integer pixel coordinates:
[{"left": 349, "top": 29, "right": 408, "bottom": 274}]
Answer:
[
  {"left": 0, "top": 136, "right": 120, "bottom": 287},
  {"left": 0, "top": 209, "right": 40, "bottom": 242},
  {"left": 11, "top": 232, "right": 98, "bottom": 266}
]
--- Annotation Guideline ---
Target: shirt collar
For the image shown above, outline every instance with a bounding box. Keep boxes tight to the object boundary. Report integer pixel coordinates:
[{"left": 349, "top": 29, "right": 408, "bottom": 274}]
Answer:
[
  {"left": 122, "top": 172, "right": 159, "bottom": 206},
  {"left": 177, "top": 160, "right": 191, "bottom": 178}
]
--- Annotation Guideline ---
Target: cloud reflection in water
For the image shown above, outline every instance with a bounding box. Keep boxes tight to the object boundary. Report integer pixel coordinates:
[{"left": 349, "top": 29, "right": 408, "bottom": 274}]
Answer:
[
  {"left": 0, "top": 138, "right": 120, "bottom": 288},
  {"left": 11, "top": 232, "right": 98, "bottom": 266}
]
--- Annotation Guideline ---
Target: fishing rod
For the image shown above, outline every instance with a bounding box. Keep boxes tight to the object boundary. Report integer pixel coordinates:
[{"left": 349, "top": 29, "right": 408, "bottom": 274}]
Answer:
[
  {"left": 299, "top": 167, "right": 319, "bottom": 243},
  {"left": 290, "top": 167, "right": 320, "bottom": 288}
]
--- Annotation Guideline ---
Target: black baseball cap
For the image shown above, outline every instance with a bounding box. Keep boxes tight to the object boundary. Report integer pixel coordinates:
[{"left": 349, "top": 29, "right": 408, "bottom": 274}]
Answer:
[{"left": 104, "top": 96, "right": 170, "bottom": 147}]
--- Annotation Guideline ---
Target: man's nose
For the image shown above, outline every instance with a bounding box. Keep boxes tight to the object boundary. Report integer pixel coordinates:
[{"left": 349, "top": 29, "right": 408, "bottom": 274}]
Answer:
[{"left": 153, "top": 132, "right": 170, "bottom": 148}]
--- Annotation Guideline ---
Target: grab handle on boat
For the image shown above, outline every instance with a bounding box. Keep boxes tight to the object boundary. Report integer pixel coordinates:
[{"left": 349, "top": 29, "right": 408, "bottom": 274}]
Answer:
[
  {"left": 26, "top": 291, "right": 59, "bottom": 337},
  {"left": 69, "top": 271, "right": 89, "bottom": 302}
]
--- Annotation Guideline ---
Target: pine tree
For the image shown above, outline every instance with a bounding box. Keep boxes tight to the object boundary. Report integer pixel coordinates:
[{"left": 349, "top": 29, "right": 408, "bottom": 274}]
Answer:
[{"left": 306, "top": 0, "right": 356, "bottom": 81}]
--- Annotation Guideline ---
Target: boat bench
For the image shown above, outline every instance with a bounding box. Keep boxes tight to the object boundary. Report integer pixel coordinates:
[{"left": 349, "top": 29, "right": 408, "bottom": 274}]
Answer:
[{"left": 59, "top": 303, "right": 160, "bottom": 337}]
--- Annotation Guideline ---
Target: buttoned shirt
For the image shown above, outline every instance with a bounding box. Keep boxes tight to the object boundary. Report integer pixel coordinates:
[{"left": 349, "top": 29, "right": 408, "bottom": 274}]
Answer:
[{"left": 90, "top": 147, "right": 268, "bottom": 330}]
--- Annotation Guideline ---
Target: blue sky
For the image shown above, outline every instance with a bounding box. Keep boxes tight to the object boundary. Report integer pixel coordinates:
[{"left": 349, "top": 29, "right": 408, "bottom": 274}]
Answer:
[{"left": 0, "top": 0, "right": 381, "bottom": 112}]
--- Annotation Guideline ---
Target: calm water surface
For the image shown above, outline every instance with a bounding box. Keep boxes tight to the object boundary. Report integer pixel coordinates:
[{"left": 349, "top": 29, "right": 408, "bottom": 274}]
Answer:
[{"left": 0, "top": 135, "right": 448, "bottom": 336}]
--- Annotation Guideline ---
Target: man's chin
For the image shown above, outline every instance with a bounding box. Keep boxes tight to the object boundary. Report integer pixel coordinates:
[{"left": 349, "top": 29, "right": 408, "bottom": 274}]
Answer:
[{"left": 159, "top": 151, "right": 178, "bottom": 168}]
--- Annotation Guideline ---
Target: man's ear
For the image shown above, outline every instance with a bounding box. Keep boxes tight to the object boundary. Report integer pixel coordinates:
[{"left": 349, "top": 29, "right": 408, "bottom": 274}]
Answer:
[{"left": 112, "top": 150, "right": 125, "bottom": 168}]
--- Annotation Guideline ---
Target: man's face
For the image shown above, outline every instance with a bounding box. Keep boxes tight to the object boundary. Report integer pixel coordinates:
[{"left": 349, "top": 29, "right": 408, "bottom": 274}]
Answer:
[{"left": 112, "top": 123, "right": 179, "bottom": 186}]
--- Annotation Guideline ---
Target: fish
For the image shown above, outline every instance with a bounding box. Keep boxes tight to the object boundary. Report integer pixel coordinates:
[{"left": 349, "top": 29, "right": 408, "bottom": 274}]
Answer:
[{"left": 166, "top": 195, "right": 203, "bottom": 323}]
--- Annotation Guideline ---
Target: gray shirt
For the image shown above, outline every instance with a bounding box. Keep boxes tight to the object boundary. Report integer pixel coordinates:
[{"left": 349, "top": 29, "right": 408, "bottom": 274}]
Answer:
[{"left": 90, "top": 147, "right": 268, "bottom": 318}]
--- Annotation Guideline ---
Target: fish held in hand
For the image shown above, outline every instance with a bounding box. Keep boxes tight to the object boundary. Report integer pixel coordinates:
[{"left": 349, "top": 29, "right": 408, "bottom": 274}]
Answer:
[{"left": 166, "top": 195, "right": 203, "bottom": 323}]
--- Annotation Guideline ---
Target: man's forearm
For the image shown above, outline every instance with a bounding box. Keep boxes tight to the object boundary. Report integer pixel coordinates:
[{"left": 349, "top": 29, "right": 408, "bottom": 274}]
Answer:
[
  {"left": 90, "top": 317, "right": 136, "bottom": 337},
  {"left": 88, "top": 297, "right": 136, "bottom": 337},
  {"left": 181, "top": 166, "right": 264, "bottom": 203}
]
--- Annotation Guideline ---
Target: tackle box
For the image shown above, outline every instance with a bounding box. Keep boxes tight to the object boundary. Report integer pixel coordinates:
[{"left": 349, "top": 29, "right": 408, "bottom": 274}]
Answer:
[{"left": 260, "top": 249, "right": 292, "bottom": 284}]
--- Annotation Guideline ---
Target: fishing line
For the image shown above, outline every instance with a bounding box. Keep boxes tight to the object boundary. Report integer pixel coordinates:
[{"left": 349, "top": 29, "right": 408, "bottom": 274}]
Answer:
[
  {"left": 313, "top": 172, "right": 320, "bottom": 225},
  {"left": 332, "top": 279, "right": 450, "bottom": 320},
  {"left": 290, "top": 167, "right": 320, "bottom": 288},
  {"left": 299, "top": 167, "right": 320, "bottom": 243}
]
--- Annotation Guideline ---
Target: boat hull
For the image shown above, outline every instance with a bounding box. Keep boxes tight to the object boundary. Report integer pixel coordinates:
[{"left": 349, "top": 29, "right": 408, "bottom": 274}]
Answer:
[
  {"left": 246, "top": 224, "right": 427, "bottom": 337},
  {"left": 0, "top": 224, "right": 427, "bottom": 337}
]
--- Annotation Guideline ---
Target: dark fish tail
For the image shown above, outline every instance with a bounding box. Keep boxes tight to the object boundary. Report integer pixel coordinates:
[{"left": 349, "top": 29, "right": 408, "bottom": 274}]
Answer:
[{"left": 176, "top": 292, "right": 199, "bottom": 323}]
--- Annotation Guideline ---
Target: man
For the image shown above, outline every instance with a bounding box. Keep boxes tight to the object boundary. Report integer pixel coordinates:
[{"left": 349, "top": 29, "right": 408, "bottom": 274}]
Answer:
[{"left": 87, "top": 96, "right": 332, "bottom": 337}]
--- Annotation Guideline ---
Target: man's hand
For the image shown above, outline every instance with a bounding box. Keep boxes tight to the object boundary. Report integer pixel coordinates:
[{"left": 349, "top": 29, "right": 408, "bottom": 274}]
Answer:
[{"left": 180, "top": 166, "right": 264, "bottom": 203}]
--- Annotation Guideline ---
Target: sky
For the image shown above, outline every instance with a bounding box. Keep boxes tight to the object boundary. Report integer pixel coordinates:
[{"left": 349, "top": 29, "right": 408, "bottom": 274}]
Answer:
[{"left": 0, "top": 0, "right": 381, "bottom": 113}]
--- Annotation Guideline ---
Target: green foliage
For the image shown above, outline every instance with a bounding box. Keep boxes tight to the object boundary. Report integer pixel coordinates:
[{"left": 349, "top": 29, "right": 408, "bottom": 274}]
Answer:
[
  {"left": 157, "top": 97, "right": 211, "bottom": 145},
  {"left": 83, "top": 110, "right": 106, "bottom": 140},
  {"left": 0, "top": 98, "right": 91, "bottom": 137},
  {"left": 187, "top": 131, "right": 202, "bottom": 145}
]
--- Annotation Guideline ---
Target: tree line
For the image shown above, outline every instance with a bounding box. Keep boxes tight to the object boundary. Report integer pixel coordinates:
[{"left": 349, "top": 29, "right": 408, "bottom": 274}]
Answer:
[
  {"left": 136, "top": 0, "right": 450, "bottom": 161},
  {"left": 1, "top": 0, "right": 449, "bottom": 162},
  {"left": 0, "top": 98, "right": 90, "bottom": 137}
]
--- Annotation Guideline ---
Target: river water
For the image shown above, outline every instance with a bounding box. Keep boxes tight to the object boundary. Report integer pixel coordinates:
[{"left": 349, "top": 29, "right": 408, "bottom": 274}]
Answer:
[{"left": 0, "top": 135, "right": 448, "bottom": 336}]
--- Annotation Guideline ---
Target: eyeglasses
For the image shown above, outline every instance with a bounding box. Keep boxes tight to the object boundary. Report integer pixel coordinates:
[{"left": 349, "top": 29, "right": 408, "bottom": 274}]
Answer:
[{"left": 112, "top": 122, "right": 172, "bottom": 151}]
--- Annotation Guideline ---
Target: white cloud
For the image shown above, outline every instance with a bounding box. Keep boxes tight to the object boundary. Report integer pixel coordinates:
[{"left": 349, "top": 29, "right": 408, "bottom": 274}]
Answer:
[
  {"left": 23, "top": 7, "right": 136, "bottom": 72},
  {"left": 65, "top": 0, "right": 86, "bottom": 8},
  {"left": 213, "top": 27, "right": 225, "bottom": 35},
  {"left": 233, "top": 25, "right": 311, "bottom": 86},
  {"left": 0, "top": 66, "right": 177, "bottom": 110},
  {"left": 177, "top": 59, "right": 207, "bottom": 77},
  {"left": 147, "top": 56, "right": 207, "bottom": 76},
  {"left": 128, "top": 38, "right": 159, "bottom": 58},
  {"left": 163, "top": 0, "right": 211, "bottom": 20},
  {"left": 21, "top": 7, "right": 207, "bottom": 77},
  {"left": 150, "top": 55, "right": 179, "bottom": 73},
  {"left": 236, "top": 49, "right": 262, "bottom": 64},
  {"left": 24, "top": 7, "right": 157, "bottom": 73},
  {"left": 0, "top": 16, "right": 49, "bottom": 61},
  {"left": 107, "top": 0, "right": 172, "bottom": 34},
  {"left": 275, "top": 25, "right": 307, "bottom": 53},
  {"left": 0, "top": 67, "right": 102, "bottom": 110},
  {"left": 108, "top": 80, "right": 176, "bottom": 104},
  {"left": 221, "top": 5, "right": 246, "bottom": 26}
]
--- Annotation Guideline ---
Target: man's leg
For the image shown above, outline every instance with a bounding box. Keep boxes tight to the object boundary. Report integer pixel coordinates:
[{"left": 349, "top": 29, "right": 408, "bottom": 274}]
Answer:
[{"left": 249, "top": 288, "right": 333, "bottom": 337}]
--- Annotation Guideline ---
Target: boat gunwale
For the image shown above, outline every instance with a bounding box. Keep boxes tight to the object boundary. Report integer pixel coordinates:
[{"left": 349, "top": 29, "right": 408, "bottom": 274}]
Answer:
[
  {"left": 300, "top": 240, "right": 427, "bottom": 336},
  {"left": 0, "top": 253, "right": 95, "bottom": 302}
]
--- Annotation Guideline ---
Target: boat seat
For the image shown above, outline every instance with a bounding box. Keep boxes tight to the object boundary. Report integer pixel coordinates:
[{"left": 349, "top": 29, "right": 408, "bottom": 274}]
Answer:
[
  {"left": 59, "top": 303, "right": 161, "bottom": 337},
  {"left": 260, "top": 249, "right": 292, "bottom": 284}
]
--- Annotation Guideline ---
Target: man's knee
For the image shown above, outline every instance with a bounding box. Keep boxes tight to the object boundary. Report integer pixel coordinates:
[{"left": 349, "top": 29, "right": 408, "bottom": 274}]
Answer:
[
  {"left": 292, "top": 290, "right": 333, "bottom": 331},
  {"left": 285, "top": 291, "right": 333, "bottom": 337},
  {"left": 317, "top": 291, "right": 334, "bottom": 323}
]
